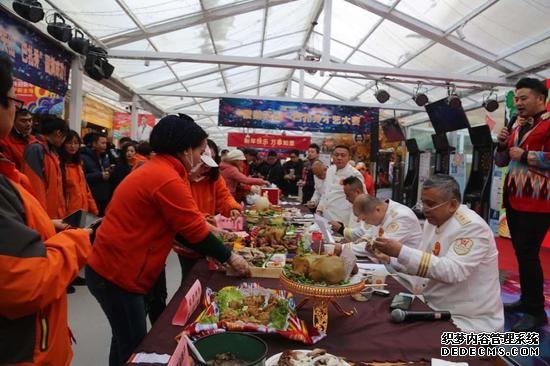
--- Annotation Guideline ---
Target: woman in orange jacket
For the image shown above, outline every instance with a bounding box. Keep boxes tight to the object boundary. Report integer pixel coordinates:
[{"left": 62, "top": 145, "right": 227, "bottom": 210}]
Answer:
[
  {"left": 60, "top": 129, "right": 99, "bottom": 215},
  {"left": 0, "top": 52, "right": 92, "bottom": 366},
  {"left": 86, "top": 114, "right": 250, "bottom": 366},
  {"left": 21, "top": 115, "right": 68, "bottom": 219},
  {"left": 175, "top": 139, "right": 243, "bottom": 276}
]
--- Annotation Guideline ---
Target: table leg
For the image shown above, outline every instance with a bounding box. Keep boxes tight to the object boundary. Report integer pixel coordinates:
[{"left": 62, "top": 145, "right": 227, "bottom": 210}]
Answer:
[{"left": 313, "top": 300, "right": 328, "bottom": 333}]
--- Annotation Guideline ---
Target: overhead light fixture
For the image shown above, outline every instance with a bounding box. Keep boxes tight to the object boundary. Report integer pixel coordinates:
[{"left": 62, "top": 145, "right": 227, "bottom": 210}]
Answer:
[
  {"left": 304, "top": 54, "right": 320, "bottom": 75},
  {"left": 144, "top": 59, "right": 150, "bottom": 67},
  {"left": 374, "top": 82, "right": 390, "bottom": 103},
  {"left": 447, "top": 84, "right": 462, "bottom": 108},
  {"left": 483, "top": 91, "right": 499, "bottom": 112},
  {"left": 413, "top": 82, "right": 429, "bottom": 106},
  {"left": 12, "top": 0, "right": 44, "bottom": 23},
  {"left": 68, "top": 29, "right": 89, "bottom": 55},
  {"left": 47, "top": 13, "right": 73, "bottom": 43},
  {"left": 84, "top": 46, "right": 115, "bottom": 81}
]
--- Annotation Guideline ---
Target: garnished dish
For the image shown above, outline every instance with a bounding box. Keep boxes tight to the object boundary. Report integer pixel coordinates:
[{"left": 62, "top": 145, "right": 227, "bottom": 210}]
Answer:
[
  {"left": 283, "top": 254, "right": 349, "bottom": 286},
  {"left": 266, "top": 349, "right": 350, "bottom": 366},
  {"left": 185, "top": 284, "right": 322, "bottom": 344},
  {"left": 207, "top": 352, "right": 247, "bottom": 366}
]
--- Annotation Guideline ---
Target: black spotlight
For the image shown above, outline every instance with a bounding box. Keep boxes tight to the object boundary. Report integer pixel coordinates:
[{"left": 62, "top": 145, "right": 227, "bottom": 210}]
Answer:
[
  {"left": 375, "top": 89, "right": 390, "bottom": 103},
  {"left": 68, "top": 29, "right": 90, "bottom": 55},
  {"left": 413, "top": 92, "right": 429, "bottom": 106},
  {"left": 448, "top": 94, "right": 462, "bottom": 108},
  {"left": 483, "top": 93, "right": 499, "bottom": 112},
  {"left": 85, "top": 46, "right": 115, "bottom": 81},
  {"left": 47, "top": 13, "right": 73, "bottom": 43},
  {"left": 12, "top": 0, "right": 44, "bottom": 23}
]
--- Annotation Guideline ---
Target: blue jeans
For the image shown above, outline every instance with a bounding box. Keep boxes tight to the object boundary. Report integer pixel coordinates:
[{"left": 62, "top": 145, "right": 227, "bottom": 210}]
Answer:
[{"left": 86, "top": 266, "right": 147, "bottom": 366}]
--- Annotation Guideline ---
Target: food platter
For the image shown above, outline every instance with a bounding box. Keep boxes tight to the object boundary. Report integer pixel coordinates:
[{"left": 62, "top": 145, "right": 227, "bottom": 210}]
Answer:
[
  {"left": 265, "top": 349, "right": 350, "bottom": 366},
  {"left": 279, "top": 271, "right": 365, "bottom": 299}
]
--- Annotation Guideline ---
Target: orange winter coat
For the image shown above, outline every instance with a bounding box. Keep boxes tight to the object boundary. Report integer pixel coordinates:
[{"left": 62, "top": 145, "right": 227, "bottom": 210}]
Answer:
[
  {"left": 21, "top": 142, "right": 66, "bottom": 219},
  {"left": 0, "top": 154, "right": 91, "bottom": 366},
  {"left": 190, "top": 176, "right": 242, "bottom": 217},
  {"left": 89, "top": 154, "right": 212, "bottom": 294},
  {"left": 63, "top": 162, "right": 99, "bottom": 215},
  {"left": 0, "top": 129, "right": 38, "bottom": 169}
]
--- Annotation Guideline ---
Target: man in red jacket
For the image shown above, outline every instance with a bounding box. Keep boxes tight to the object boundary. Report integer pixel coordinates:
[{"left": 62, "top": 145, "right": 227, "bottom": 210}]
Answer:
[
  {"left": 0, "top": 108, "right": 37, "bottom": 169},
  {"left": 495, "top": 77, "right": 550, "bottom": 331}
]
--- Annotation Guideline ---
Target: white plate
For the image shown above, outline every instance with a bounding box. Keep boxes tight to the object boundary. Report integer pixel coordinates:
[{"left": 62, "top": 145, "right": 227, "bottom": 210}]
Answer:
[{"left": 265, "top": 350, "right": 350, "bottom": 366}]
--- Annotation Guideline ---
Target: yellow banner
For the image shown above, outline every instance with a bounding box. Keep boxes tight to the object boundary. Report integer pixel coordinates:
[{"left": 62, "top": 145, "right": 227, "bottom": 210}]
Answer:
[{"left": 82, "top": 97, "right": 114, "bottom": 129}]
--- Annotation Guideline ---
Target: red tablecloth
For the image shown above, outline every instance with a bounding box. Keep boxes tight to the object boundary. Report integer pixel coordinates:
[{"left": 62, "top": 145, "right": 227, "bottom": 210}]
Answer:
[{"left": 130, "top": 260, "right": 496, "bottom": 365}]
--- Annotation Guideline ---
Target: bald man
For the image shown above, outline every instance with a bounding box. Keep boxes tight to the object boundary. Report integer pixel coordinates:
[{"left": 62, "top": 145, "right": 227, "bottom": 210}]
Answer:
[
  {"left": 353, "top": 193, "right": 423, "bottom": 291},
  {"left": 306, "top": 160, "right": 327, "bottom": 209}
]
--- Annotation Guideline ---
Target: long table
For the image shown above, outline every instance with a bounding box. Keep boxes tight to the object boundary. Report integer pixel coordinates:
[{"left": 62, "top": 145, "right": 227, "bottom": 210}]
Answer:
[{"left": 131, "top": 260, "right": 498, "bottom": 365}]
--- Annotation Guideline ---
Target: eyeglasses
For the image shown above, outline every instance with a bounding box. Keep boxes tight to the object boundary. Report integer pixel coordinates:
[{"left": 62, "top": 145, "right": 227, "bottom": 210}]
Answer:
[
  {"left": 417, "top": 200, "right": 450, "bottom": 212},
  {"left": 6, "top": 96, "right": 25, "bottom": 111}
]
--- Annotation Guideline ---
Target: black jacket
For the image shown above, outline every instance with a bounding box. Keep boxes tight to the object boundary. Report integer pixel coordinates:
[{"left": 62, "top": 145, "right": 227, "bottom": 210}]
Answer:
[{"left": 81, "top": 147, "right": 112, "bottom": 210}]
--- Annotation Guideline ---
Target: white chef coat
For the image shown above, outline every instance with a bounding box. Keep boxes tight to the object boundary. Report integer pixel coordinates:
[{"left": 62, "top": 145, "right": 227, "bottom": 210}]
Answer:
[
  {"left": 317, "top": 163, "right": 364, "bottom": 224},
  {"left": 396, "top": 205, "right": 504, "bottom": 333},
  {"left": 309, "top": 176, "right": 325, "bottom": 206}
]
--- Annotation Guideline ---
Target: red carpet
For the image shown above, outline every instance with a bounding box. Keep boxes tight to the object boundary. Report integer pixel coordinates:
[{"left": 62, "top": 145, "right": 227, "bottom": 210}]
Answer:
[{"left": 495, "top": 236, "right": 550, "bottom": 279}]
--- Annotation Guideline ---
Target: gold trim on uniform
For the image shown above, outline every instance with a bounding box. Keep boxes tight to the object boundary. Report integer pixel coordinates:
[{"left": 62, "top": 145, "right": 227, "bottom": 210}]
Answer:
[
  {"left": 417, "top": 252, "right": 431, "bottom": 277},
  {"left": 454, "top": 211, "right": 471, "bottom": 226}
]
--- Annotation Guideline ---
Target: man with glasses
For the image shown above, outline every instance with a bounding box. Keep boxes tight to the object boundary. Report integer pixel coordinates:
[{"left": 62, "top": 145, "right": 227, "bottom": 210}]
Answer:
[
  {"left": 373, "top": 174, "right": 503, "bottom": 332},
  {"left": 0, "top": 108, "right": 37, "bottom": 169}
]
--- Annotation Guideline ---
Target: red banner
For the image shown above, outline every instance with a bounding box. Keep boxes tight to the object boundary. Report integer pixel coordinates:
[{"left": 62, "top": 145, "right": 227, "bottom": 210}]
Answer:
[{"left": 227, "top": 132, "right": 311, "bottom": 150}]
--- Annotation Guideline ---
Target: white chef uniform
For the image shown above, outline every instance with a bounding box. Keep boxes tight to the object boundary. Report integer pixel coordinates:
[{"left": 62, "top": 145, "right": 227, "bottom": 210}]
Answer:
[
  {"left": 317, "top": 163, "right": 364, "bottom": 225},
  {"left": 396, "top": 205, "right": 504, "bottom": 333},
  {"left": 309, "top": 176, "right": 326, "bottom": 206}
]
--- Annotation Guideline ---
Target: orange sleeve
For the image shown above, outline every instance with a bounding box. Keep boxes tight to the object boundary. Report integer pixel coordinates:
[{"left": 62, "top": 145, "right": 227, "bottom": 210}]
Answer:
[
  {"left": 86, "top": 186, "right": 99, "bottom": 215},
  {"left": 154, "top": 177, "right": 210, "bottom": 244},
  {"left": 214, "top": 177, "right": 241, "bottom": 217},
  {"left": 0, "top": 228, "right": 91, "bottom": 319}
]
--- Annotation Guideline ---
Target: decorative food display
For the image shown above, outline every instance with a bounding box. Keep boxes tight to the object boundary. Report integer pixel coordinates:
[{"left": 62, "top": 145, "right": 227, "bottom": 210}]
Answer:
[
  {"left": 266, "top": 349, "right": 350, "bottom": 366},
  {"left": 185, "top": 284, "right": 323, "bottom": 344},
  {"left": 248, "top": 226, "right": 300, "bottom": 253},
  {"left": 284, "top": 255, "right": 347, "bottom": 286}
]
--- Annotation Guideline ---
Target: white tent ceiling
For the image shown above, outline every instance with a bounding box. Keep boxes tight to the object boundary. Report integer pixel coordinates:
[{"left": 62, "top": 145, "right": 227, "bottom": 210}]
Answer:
[{"left": 14, "top": 0, "right": 550, "bottom": 147}]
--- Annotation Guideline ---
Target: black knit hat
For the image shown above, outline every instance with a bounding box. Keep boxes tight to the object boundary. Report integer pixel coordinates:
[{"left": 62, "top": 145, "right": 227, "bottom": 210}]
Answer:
[{"left": 149, "top": 114, "right": 207, "bottom": 155}]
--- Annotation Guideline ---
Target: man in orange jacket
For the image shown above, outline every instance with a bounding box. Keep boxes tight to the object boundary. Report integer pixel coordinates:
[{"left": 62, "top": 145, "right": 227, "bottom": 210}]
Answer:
[
  {"left": 22, "top": 115, "right": 68, "bottom": 219},
  {"left": 0, "top": 107, "right": 37, "bottom": 169},
  {"left": 0, "top": 51, "right": 92, "bottom": 366}
]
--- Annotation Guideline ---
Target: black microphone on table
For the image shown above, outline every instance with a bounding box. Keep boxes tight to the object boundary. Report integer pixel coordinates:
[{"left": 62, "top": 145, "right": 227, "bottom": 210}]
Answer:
[{"left": 390, "top": 308, "right": 451, "bottom": 323}]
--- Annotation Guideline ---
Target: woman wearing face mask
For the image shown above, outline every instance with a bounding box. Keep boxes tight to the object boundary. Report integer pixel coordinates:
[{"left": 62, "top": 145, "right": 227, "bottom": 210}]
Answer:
[
  {"left": 86, "top": 114, "right": 250, "bottom": 366},
  {"left": 174, "top": 139, "right": 243, "bottom": 278},
  {"left": 60, "top": 129, "right": 98, "bottom": 216}
]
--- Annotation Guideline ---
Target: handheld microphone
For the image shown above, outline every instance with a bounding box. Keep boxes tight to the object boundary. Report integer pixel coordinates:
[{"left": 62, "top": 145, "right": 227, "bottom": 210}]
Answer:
[
  {"left": 390, "top": 308, "right": 451, "bottom": 323},
  {"left": 506, "top": 113, "right": 518, "bottom": 133}
]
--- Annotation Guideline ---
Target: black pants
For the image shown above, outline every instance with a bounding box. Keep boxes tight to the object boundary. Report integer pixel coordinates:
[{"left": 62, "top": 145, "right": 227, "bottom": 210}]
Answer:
[
  {"left": 145, "top": 269, "right": 167, "bottom": 325},
  {"left": 506, "top": 206, "right": 550, "bottom": 316},
  {"left": 177, "top": 255, "right": 198, "bottom": 285}
]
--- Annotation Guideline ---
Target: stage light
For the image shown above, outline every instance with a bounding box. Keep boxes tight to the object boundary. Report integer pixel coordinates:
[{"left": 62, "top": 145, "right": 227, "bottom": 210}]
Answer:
[
  {"left": 413, "top": 92, "right": 429, "bottom": 106},
  {"left": 12, "top": 0, "right": 44, "bottom": 23},
  {"left": 375, "top": 88, "right": 390, "bottom": 103},
  {"left": 448, "top": 94, "right": 462, "bottom": 108},
  {"left": 68, "top": 29, "right": 90, "bottom": 55},
  {"left": 84, "top": 46, "right": 115, "bottom": 81},
  {"left": 483, "top": 91, "right": 499, "bottom": 112},
  {"left": 47, "top": 13, "right": 73, "bottom": 43}
]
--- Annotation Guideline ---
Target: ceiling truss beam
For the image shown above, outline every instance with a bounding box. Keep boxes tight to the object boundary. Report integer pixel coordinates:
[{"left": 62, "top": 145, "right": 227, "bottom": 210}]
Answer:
[
  {"left": 102, "top": 0, "right": 296, "bottom": 48},
  {"left": 109, "top": 49, "right": 514, "bottom": 86}
]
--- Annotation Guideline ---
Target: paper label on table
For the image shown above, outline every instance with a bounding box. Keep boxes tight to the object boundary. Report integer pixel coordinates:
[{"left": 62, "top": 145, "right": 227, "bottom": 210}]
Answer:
[
  {"left": 172, "top": 280, "right": 202, "bottom": 326},
  {"left": 129, "top": 352, "right": 171, "bottom": 363},
  {"left": 314, "top": 214, "right": 335, "bottom": 244},
  {"left": 215, "top": 214, "right": 244, "bottom": 231},
  {"left": 167, "top": 334, "right": 190, "bottom": 366}
]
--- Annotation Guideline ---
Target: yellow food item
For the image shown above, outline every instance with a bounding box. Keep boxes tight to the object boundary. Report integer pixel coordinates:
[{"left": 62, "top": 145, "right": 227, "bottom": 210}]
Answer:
[{"left": 292, "top": 254, "right": 346, "bottom": 285}]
